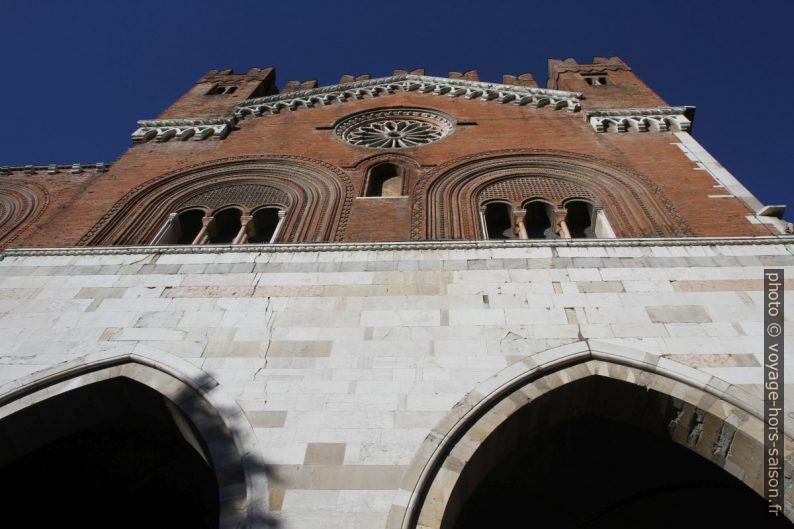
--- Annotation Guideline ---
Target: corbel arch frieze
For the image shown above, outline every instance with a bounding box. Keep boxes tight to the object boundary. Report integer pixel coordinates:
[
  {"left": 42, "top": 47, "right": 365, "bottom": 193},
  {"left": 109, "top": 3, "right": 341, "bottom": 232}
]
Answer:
[
  {"left": 0, "top": 181, "right": 49, "bottom": 249},
  {"left": 411, "top": 149, "right": 693, "bottom": 240},
  {"left": 79, "top": 156, "right": 354, "bottom": 245}
]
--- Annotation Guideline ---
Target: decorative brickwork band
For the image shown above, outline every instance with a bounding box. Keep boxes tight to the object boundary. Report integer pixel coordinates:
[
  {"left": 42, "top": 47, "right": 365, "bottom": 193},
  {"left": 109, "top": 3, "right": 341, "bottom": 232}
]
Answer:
[
  {"left": 478, "top": 176, "right": 598, "bottom": 205},
  {"left": 181, "top": 183, "right": 290, "bottom": 211}
]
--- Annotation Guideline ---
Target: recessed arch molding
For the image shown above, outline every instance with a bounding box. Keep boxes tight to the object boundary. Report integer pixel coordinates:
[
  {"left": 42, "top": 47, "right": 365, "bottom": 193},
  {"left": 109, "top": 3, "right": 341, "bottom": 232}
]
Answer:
[
  {"left": 79, "top": 155, "right": 354, "bottom": 245},
  {"left": 412, "top": 149, "right": 693, "bottom": 240},
  {"left": 0, "top": 180, "right": 49, "bottom": 249}
]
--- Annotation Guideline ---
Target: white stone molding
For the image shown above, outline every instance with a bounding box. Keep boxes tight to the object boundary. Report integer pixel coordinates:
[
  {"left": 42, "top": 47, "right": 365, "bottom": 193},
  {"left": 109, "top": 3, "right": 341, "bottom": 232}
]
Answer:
[
  {"left": 131, "top": 117, "right": 235, "bottom": 143},
  {"left": 0, "top": 162, "right": 109, "bottom": 176},
  {"left": 2, "top": 235, "right": 793, "bottom": 256},
  {"left": 270, "top": 209, "right": 287, "bottom": 243},
  {"left": 586, "top": 106, "right": 693, "bottom": 133},
  {"left": 236, "top": 74, "right": 584, "bottom": 117},
  {"left": 150, "top": 212, "right": 178, "bottom": 245}
]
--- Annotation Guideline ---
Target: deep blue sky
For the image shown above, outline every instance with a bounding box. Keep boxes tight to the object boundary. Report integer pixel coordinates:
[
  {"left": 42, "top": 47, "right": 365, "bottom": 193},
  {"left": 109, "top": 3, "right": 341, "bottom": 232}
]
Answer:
[{"left": 2, "top": 1, "right": 792, "bottom": 218}]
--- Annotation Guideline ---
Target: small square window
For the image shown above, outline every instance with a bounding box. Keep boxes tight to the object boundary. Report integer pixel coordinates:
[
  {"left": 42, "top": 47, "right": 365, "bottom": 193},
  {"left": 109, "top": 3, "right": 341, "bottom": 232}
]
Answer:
[
  {"left": 208, "top": 85, "right": 238, "bottom": 95},
  {"left": 582, "top": 74, "right": 608, "bottom": 86}
]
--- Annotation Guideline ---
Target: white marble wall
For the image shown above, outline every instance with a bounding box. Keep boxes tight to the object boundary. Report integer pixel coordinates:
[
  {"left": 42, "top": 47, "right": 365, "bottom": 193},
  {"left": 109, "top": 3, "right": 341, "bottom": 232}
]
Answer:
[{"left": 0, "top": 240, "right": 792, "bottom": 528}]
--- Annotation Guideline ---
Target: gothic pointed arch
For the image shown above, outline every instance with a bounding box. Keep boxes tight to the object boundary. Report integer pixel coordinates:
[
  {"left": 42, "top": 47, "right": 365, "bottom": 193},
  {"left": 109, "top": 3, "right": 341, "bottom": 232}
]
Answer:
[
  {"left": 389, "top": 342, "right": 790, "bottom": 529},
  {"left": 0, "top": 181, "right": 49, "bottom": 249},
  {"left": 411, "top": 149, "right": 693, "bottom": 240},
  {"left": 0, "top": 351, "right": 272, "bottom": 528},
  {"left": 79, "top": 155, "right": 354, "bottom": 245}
]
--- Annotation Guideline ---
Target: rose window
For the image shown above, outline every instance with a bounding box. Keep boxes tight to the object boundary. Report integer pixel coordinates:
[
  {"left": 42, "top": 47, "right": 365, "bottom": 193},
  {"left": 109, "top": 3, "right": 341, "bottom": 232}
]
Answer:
[{"left": 335, "top": 108, "right": 455, "bottom": 149}]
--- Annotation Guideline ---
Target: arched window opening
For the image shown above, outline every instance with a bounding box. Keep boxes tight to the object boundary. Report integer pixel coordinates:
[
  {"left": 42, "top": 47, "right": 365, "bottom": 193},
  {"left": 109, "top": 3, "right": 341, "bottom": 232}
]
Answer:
[
  {"left": 209, "top": 208, "right": 242, "bottom": 244},
  {"left": 565, "top": 200, "right": 594, "bottom": 238},
  {"left": 250, "top": 208, "right": 282, "bottom": 244},
  {"left": 0, "top": 378, "right": 219, "bottom": 528},
  {"left": 524, "top": 201, "right": 555, "bottom": 239},
  {"left": 177, "top": 209, "right": 205, "bottom": 244},
  {"left": 483, "top": 202, "right": 515, "bottom": 240},
  {"left": 365, "top": 163, "right": 404, "bottom": 197}
]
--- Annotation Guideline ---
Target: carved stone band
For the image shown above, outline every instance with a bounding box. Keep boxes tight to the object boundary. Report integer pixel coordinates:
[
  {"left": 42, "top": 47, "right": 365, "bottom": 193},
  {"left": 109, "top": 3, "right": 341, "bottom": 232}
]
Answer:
[
  {"left": 236, "top": 74, "right": 583, "bottom": 117},
  {"left": 131, "top": 117, "right": 235, "bottom": 143},
  {"left": 586, "top": 106, "right": 694, "bottom": 133}
]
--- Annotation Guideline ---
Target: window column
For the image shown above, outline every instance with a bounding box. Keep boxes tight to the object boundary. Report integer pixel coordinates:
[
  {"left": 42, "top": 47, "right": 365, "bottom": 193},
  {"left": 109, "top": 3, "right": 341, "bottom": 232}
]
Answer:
[
  {"left": 269, "top": 210, "right": 287, "bottom": 243},
  {"left": 191, "top": 216, "right": 214, "bottom": 245},
  {"left": 512, "top": 208, "right": 529, "bottom": 240},
  {"left": 554, "top": 208, "right": 571, "bottom": 239},
  {"left": 232, "top": 215, "right": 254, "bottom": 245}
]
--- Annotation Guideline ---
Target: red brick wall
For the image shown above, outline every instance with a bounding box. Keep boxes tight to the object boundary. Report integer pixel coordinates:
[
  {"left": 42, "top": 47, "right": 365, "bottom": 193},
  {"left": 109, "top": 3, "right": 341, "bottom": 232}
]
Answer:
[{"left": 1, "top": 58, "right": 775, "bottom": 248}]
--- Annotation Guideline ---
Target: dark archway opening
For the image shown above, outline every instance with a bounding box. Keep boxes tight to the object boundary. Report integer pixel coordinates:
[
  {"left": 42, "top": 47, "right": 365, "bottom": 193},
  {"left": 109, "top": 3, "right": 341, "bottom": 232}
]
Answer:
[
  {"left": 0, "top": 378, "right": 219, "bottom": 529},
  {"left": 524, "top": 201, "right": 554, "bottom": 239},
  {"left": 450, "top": 375, "right": 789, "bottom": 529},
  {"left": 455, "top": 414, "right": 789, "bottom": 528},
  {"left": 484, "top": 202, "right": 515, "bottom": 240},
  {"left": 366, "top": 163, "right": 404, "bottom": 197},
  {"left": 177, "top": 209, "right": 205, "bottom": 244},
  {"left": 210, "top": 208, "right": 242, "bottom": 244},
  {"left": 565, "top": 200, "right": 593, "bottom": 238},
  {"left": 251, "top": 208, "right": 281, "bottom": 243}
]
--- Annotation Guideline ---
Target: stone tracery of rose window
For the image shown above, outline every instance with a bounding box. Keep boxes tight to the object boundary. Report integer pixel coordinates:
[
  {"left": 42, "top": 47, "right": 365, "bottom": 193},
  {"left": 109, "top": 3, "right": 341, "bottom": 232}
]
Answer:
[{"left": 334, "top": 108, "right": 455, "bottom": 149}]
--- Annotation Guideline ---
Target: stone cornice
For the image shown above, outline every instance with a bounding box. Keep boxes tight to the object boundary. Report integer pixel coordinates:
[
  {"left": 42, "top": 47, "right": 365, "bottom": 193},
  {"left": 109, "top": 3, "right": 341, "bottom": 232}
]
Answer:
[
  {"left": 235, "top": 74, "right": 585, "bottom": 117},
  {"left": 585, "top": 106, "right": 694, "bottom": 133},
  {"left": 0, "top": 163, "right": 110, "bottom": 175},
  {"left": 2, "top": 236, "right": 792, "bottom": 257},
  {"left": 131, "top": 116, "right": 235, "bottom": 143}
]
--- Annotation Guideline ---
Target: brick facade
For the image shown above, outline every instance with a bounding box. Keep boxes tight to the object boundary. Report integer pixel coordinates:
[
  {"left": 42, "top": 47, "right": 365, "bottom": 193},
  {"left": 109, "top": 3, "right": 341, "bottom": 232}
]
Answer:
[{"left": 0, "top": 56, "right": 784, "bottom": 250}]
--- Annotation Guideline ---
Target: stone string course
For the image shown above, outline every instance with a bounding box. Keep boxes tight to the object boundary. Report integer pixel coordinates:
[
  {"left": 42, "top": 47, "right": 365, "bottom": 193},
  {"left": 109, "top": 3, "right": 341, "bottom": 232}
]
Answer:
[{"left": 0, "top": 241, "right": 792, "bottom": 528}]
